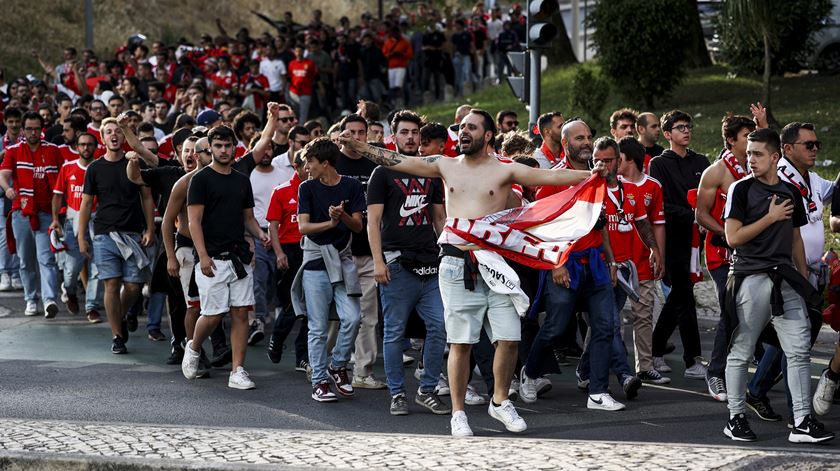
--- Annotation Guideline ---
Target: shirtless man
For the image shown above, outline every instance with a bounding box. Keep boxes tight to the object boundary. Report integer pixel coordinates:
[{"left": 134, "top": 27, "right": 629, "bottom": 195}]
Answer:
[{"left": 339, "top": 108, "right": 603, "bottom": 437}]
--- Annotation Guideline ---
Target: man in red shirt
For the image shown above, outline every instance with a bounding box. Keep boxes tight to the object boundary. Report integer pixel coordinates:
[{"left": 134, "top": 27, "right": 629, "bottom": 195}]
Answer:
[
  {"left": 0, "top": 111, "right": 63, "bottom": 318},
  {"left": 617, "top": 136, "right": 669, "bottom": 385},
  {"left": 239, "top": 60, "right": 270, "bottom": 114},
  {"left": 287, "top": 45, "right": 317, "bottom": 123},
  {"left": 208, "top": 56, "right": 237, "bottom": 104},
  {"left": 532, "top": 111, "right": 566, "bottom": 169},
  {"left": 50, "top": 132, "right": 103, "bottom": 321},
  {"left": 382, "top": 26, "right": 413, "bottom": 107},
  {"left": 58, "top": 115, "right": 89, "bottom": 162},
  {"left": 265, "top": 144, "right": 310, "bottom": 369}
]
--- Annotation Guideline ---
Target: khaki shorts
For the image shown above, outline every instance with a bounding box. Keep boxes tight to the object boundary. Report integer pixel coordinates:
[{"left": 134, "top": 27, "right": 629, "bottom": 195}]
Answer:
[
  {"left": 438, "top": 255, "right": 521, "bottom": 344},
  {"left": 194, "top": 258, "right": 255, "bottom": 316}
]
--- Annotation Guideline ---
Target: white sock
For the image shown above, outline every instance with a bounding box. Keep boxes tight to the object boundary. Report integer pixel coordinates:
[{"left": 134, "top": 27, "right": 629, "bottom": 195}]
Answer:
[{"left": 795, "top": 415, "right": 806, "bottom": 427}]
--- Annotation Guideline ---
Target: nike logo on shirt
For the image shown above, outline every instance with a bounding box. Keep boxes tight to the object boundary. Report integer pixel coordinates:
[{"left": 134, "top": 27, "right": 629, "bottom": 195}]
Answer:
[{"left": 399, "top": 203, "right": 428, "bottom": 218}]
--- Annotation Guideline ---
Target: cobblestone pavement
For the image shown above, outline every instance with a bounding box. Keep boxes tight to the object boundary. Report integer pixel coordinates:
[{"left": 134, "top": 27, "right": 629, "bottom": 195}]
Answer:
[{"left": 0, "top": 418, "right": 838, "bottom": 470}]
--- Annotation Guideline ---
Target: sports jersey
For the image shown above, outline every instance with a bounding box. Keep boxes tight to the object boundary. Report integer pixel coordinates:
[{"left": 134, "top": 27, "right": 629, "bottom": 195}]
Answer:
[
  {"left": 605, "top": 181, "right": 647, "bottom": 265},
  {"left": 53, "top": 160, "right": 95, "bottom": 212},
  {"left": 622, "top": 174, "right": 665, "bottom": 280},
  {"left": 265, "top": 174, "right": 302, "bottom": 244}
]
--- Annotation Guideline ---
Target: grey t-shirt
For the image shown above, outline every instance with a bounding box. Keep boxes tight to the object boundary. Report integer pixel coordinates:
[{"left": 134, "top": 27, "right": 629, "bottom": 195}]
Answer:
[{"left": 724, "top": 176, "right": 807, "bottom": 274}]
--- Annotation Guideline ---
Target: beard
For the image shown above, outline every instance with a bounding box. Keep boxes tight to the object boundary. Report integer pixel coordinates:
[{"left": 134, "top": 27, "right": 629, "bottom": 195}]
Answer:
[
  {"left": 460, "top": 136, "right": 486, "bottom": 156},
  {"left": 568, "top": 144, "right": 592, "bottom": 167}
]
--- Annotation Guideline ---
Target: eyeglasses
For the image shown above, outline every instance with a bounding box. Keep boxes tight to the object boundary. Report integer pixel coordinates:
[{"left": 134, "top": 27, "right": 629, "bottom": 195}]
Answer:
[
  {"left": 671, "top": 124, "right": 693, "bottom": 133},
  {"left": 503, "top": 121, "right": 518, "bottom": 127},
  {"left": 794, "top": 140, "right": 822, "bottom": 151},
  {"left": 279, "top": 117, "right": 296, "bottom": 123}
]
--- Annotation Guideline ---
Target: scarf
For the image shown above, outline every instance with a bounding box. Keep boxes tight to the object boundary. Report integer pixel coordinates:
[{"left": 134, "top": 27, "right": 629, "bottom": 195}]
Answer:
[
  {"left": 12, "top": 141, "right": 61, "bottom": 230},
  {"left": 777, "top": 155, "right": 819, "bottom": 222},
  {"left": 686, "top": 189, "right": 704, "bottom": 283}
]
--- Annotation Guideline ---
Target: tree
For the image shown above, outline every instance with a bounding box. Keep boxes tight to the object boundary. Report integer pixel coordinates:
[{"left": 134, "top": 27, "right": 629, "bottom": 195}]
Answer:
[
  {"left": 684, "top": 0, "right": 712, "bottom": 68},
  {"left": 588, "top": 0, "right": 694, "bottom": 107},
  {"left": 545, "top": 11, "right": 578, "bottom": 67},
  {"left": 718, "top": 0, "right": 833, "bottom": 127}
]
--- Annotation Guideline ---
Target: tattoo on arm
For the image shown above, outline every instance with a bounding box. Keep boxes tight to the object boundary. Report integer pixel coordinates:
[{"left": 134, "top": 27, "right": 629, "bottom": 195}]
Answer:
[
  {"left": 360, "top": 145, "right": 404, "bottom": 167},
  {"left": 636, "top": 219, "right": 658, "bottom": 250},
  {"left": 421, "top": 156, "right": 440, "bottom": 164}
]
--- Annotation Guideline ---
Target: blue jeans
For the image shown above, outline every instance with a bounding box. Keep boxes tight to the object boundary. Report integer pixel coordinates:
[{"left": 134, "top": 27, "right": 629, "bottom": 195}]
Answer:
[
  {"left": 62, "top": 218, "right": 103, "bottom": 312},
  {"left": 380, "top": 262, "right": 446, "bottom": 395},
  {"left": 253, "top": 242, "right": 276, "bottom": 323},
  {"left": 578, "top": 286, "right": 634, "bottom": 383},
  {"left": 0, "top": 210, "right": 20, "bottom": 277},
  {"left": 453, "top": 53, "right": 472, "bottom": 97},
  {"left": 525, "top": 265, "right": 614, "bottom": 394},
  {"left": 11, "top": 210, "right": 58, "bottom": 303},
  {"left": 303, "top": 269, "right": 361, "bottom": 386},
  {"left": 92, "top": 233, "right": 147, "bottom": 283},
  {"left": 748, "top": 344, "right": 792, "bottom": 415}
]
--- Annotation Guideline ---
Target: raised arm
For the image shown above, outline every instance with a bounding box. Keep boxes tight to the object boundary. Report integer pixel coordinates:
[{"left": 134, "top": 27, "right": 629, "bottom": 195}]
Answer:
[
  {"left": 338, "top": 131, "right": 442, "bottom": 178},
  {"left": 118, "top": 113, "right": 159, "bottom": 167},
  {"left": 508, "top": 161, "right": 602, "bottom": 188},
  {"left": 125, "top": 153, "right": 145, "bottom": 185}
]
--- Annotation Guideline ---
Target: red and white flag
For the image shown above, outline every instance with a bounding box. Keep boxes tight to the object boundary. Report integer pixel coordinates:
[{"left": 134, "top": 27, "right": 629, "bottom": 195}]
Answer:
[{"left": 443, "top": 175, "right": 606, "bottom": 270}]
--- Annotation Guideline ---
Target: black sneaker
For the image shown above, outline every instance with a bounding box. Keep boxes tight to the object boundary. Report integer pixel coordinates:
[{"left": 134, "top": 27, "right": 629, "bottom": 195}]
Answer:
[
  {"left": 111, "top": 336, "right": 127, "bottom": 354},
  {"left": 210, "top": 345, "right": 232, "bottom": 367},
  {"left": 390, "top": 393, "right": 409, "bottom": 416},
  {"left": 723, "top": 413, "right": 757, "bottom": 442},
  {"left": 166, "top": 346, "right": 184, "bottom": 365},
  {"left": 126, "top": 314, "right": 138, "bottom": 333},
  {"left": 789, "top": 415, "right": 835, "bottom": 443},
  {"left": 553, "top": 348, "right": 571, "bottom": 366},
  {"left": 415, "top": 389, "right": 452, "bottom": 415},
  {"left": 746, "top": 392, "right": 782, "bottom": 421},
  {"left": 622, "top": 375, "right": 642, "bottom": 400},
  {"left": 147, "top": 329, "right": 166, "bottom": 341},
  {"left": 296, "top": 360, "right": 309, "bottom": 373},
  {"left": 247, "top": 320, "right": 265, "bottom": 346},
  {"left": 120, "top": 318, "right": 130, "bottom": 343},
  {"left": 267, "top": 335, "right": 282, "bottom": 364}
]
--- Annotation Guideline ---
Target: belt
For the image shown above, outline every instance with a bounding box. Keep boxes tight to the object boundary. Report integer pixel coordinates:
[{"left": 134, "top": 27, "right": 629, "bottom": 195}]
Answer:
[
  {"left": 440, "top": 244, "right": 478, "bottom": 291},
  {"left": 214, "top": 251, "right": 247, "bottom": 280},
  {"left": 175, "top": 233, "right": 194, "bottom": 250}
]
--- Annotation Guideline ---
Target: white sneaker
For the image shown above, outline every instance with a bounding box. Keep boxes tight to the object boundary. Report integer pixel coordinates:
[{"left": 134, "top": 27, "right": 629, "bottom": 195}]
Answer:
[
  {"left": 402, "top": 353, "right": 415, "bottom": 365},
  {"left": 587, "top": 392, "right": 626, "bottom": 411},
  {"left": 414, "top": 365, "right": 425, "bottom": 381},
  {"left": 488, "top": 399, "right": 527, "bottom": 432},
  {"left": 685, "top": 362, "right": 708, "bottom": 380},
  {"left": 24, "top": 301, "right": 38, "bottom": 317},
  {"left": 228, "top": 366, "right": 256, "bottom": 390},
  {"left": 508, "top": 378, "right": 520, "bottom": 402},
  {"left": 465, "top": 385, "right": 486, "bottom": 405},
  {"left": 44, "top": 301, "right": 58, "bottom": 319},
  {"left": 653, "top": 356, "right": 672, "bottom": 373},
  {"left": 0, "top": 273, "right": 11, "bottom": 291},
  {"left": 181, "top": 340, "right": 200, "bottom": 379},
  {"left": 11, "top": 277, "right": 23, "bottom": 290},
  {"left": 435, "top": 375, "right": 450, "bottom": 396},
  {"left": 814, "top": 369, "right": 839, "bottom": 416},
  {"left": 535, "top": 376, "right": 552, "bottom": 396},
  {"left": 519, "top": 366, "right": 538, "bottom": 403},
  {"left": 450, "top": 411, "right": 473, "bottom": 437}
]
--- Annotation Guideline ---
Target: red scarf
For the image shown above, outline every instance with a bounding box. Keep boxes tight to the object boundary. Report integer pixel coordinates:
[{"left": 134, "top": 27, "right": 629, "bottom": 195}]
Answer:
[
  {"left": 721, "top": 149, "right": 749, "bottom": 180},
  {"left": 14, "top": 141, "right": 61, "bottom": 225}
]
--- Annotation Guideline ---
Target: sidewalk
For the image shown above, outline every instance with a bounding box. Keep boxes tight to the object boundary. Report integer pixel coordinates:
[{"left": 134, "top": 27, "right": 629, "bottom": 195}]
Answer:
[{"left": 1, "top": 418, "right": 838, "bottom": 470}]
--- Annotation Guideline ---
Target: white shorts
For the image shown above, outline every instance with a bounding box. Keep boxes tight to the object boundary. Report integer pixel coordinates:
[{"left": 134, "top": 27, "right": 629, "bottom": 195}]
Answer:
[
  {"left": 388, "top": 67, "right": 407, "bottom": 89},
  {"left": 194, "top": 258, "right": 255, "bottom": 316},
  {"left": 176, "top": 246, "right": 199, "bottom": 307}
]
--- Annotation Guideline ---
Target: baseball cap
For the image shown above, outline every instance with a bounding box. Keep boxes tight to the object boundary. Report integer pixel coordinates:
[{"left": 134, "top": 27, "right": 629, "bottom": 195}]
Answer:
[{"left": 196, "top": 109, "right": 221, "bottom": 126}]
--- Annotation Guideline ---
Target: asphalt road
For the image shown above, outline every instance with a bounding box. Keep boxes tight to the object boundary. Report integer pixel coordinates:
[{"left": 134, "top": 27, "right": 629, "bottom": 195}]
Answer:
[{"left": 2, "top": 289, "right": 840, "bottom": 455}]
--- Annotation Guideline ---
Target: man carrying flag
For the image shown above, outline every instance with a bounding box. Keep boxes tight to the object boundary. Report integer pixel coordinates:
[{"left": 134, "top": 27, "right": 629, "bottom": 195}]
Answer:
[{"left": 339, "top": 109, "right": 605, "bottom": 437}]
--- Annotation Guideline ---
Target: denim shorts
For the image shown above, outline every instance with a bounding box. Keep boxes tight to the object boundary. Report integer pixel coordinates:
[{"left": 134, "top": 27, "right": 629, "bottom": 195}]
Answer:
[
  {"left": 438, "top": 255, "right": 521, "bottom": 344},
  {"left": 93, "top": 233, "right": 147, "bottom": 284}
]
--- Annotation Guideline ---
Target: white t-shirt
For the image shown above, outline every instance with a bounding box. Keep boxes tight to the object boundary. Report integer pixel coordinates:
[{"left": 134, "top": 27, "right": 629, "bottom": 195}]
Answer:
[
  {"left": 487, "top": 19, "right": 504, "bottom": 41},
  {"left": 777, "top": 162, "right": 833, "bottom": 269},
  {"left": 250, "top": 166, "right": 288, "bottom": 227},
  {"left": 271, "top": 152, "right": 296, "bottom": 181},
  {"left": 259, "top": 58, "right": 287, "bottom": 92}
]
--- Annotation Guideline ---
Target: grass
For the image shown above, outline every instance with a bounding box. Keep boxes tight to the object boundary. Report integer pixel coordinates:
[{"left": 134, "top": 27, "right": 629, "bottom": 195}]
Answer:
[
  {"left": 417, "top": 65, "right": 840, "bottom": 178},
  {"left": 418, "top": 64, "right": 840, "bottom": 248}
]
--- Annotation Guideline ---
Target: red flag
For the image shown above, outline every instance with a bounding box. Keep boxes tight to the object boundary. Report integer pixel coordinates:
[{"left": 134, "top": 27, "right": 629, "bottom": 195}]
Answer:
[{"left": 446, "top": 175, "right": 606, "bottom": 270}]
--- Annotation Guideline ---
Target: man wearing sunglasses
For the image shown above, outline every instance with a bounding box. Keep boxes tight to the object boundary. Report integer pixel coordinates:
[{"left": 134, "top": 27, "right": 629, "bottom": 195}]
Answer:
[
  {"left": 271, "top": 104, "right": 297, "bottom": 158},
  {"left": 496, "top": 110, "right": 518, "bottom": 134},
  {"left": 752, "top": 122, "right": 834, "bottom": 421},
  {"left": 648, "top": 110, "right": 710, "bottom": 380}
]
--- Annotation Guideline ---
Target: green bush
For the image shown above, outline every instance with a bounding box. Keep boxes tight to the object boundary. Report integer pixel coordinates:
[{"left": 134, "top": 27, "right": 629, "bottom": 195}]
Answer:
[
  {"left": 569, "top": 65, "right": 610, "bottom": 127},
  {"left": 588, "top": 0, "right": 694, "bottom": 107},
  {"left": 716, "top": 0, "right": 833, "bottom": 75}
]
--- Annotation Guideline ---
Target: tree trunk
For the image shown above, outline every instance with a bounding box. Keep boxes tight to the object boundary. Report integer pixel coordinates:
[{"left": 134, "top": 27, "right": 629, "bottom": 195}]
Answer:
[
  {"left": 762, "top": 31, "right": 780, "bottom": 128},
  {"left": 684, "top": 0, "right": 712, "bottom": 68},
  {"left": 545, "top": 11, "right": 578, "bottom": 67}
]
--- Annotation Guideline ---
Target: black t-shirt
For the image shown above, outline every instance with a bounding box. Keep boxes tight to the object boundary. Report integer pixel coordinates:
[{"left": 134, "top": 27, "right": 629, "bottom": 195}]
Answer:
[
  {"left": 83, "top": 157, "right": 147, "bottom": 234},
  {"left": 187, "top": 166, "right": 254, "bottom": 257},
  {"left": 724, "top": 176, "right": 807, "bottom": 274},
  {"left": 646, "top": 144, "right": 665, "bottom": 158},
  {"left": 367, "top": 167, "right": 443, "bottom": 253},
  {"left": 272, "top": 142, "right": 289, "bottom": 159},
  {"left": 335, "top": 153, "right": 378, "bottom": 256},
  {"left": 140, "top": 166, "right": 185, "bottom": 214},
  {"left": 451, "top": 31, "right": 473, "bottom": 56},
  {"left": 232, "top": 151, "right": 256, "bottom": 176},
  {"left": 297, "top": 176, "right": 366, "bottom": 248}
]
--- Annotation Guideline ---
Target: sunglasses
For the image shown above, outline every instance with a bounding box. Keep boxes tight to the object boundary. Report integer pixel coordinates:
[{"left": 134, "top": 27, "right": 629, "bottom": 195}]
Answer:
[
  {"left": 504, "top": 120, "right": 519, "bottom": 127},
  {"left": 671, "top": 124, "right": 693, "bottom": 133},
  {"left": 279, "top": 117, "right": 296, "bottom": 123},
  {"left": 794, "top": 140, "right": 822, "bottom": 151}
]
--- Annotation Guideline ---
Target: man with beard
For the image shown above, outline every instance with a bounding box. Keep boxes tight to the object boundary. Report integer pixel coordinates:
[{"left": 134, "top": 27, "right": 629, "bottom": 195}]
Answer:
[
  {"left": 0, "top": 108, "right": 24, "bottom": 292},
  {"left": 609, "top": 109, "right": 638, "bottom": 141},
  {"left": 77, "top": 115, "right": 157, "bottom": 354},
  {"left": 57, "top": 115, "right": 89, "bottom": 162},
  {"left": 181, "top": 125, "right": 269, "bottom": 390},
  {"left": 164, "top": 105, "right": 278, "bottom": 366},
  {"left": 271, "top": 105, "right": 297, "bottom": 158},
  {"left": 50, "top": 132, "right": 105, "bottom": 321},
  {"left": 636, "top": 112, "right": 664, "bottom": 172},
  {"left": 521, "top": 120, "right": 624, "bottom": 412},
  {"left": 532, "top": 111, "right": 565, "bottom": 169},
  {"left": 339, "top": 109, "right": 602, "bottom": 436},
  {"left": 0, "top": 111, "right": 64, "bottom": 317},
  {"left": 367, "top": 110, "right": 449, "bottom": 416}
]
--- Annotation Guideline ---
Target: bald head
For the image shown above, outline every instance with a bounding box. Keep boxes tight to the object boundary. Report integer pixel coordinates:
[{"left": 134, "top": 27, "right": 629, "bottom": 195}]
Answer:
[
  {"left": 561, "top": 120, "right": 589, "bottom": 141},
  {"left": 454, "top": 104, "right": 473, "bottom": 124}
]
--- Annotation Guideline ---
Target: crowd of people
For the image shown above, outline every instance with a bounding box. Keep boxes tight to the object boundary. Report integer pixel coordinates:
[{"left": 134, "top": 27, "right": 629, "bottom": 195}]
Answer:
[{"left": 2, "top": 3, "right": 840, "bottom": 445}]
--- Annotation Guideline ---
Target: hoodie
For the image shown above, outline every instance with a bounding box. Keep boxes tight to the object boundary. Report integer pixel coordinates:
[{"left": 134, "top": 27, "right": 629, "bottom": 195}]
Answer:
[{"left": 648, "top": 149, "right": 710, "bottom": 260}]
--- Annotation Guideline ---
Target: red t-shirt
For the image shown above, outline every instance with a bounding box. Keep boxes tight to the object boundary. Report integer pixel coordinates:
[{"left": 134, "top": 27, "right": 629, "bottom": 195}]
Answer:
[
  {"left": 265, "top": 174, "right": 302, "bottom": 244},
  {"left": 622, "top": 175, "right": 665, "bottom": 280},
  {"left": 239, "top": 73, "right": 270, "bottom": 111},
  {"left": 209, "top": 70, "right": 236, "bottom": 98},
  {"left": 288, "top": 59, "right": 317, "bottom": 97},
  {"left": 53, "top": 160, "right": 95, "bottom": 212},
  {"left": 0, "top": 142, "right": 61, "bottom": 213},
  {"left": 705, "top": 188, "right": 729, "bottom": 271},
  {"left": 58, "top": 144, "right": 79, "bottom": 162},
  {"left": 605, "top": 182, "right": 648, "bottom": 265}
]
